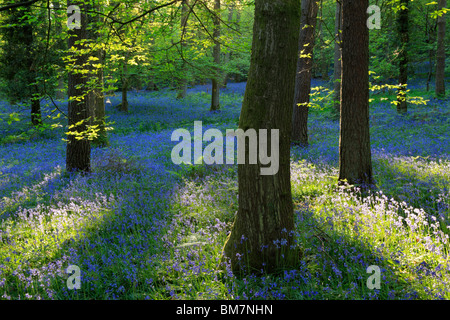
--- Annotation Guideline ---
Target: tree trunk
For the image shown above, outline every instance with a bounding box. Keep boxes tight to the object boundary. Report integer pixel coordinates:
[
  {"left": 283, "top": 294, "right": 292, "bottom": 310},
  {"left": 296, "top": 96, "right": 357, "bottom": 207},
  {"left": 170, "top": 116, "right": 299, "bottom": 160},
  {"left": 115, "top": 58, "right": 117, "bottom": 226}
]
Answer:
[
  {"left": 435, "top": 0, "right": 446, "bottom": 97},
  {"left": 333, "top": 0, "right": 343, "bottom": 114},
  {"left": 210, "top": 0, "right": 221, "bottom": 111},
  {"left": 222, "top": 1, "right": 237, "bottom": 88},
  {"left": 397, "top": 0, "right": 409, "bottom": 114},
  {"left": 53, "top": 1, "right": 66, "bottom": 100},
  {"left": 88, "top": 3, "right": 108, "bottom": 147},
  {"left": 176, "top": 0, "right": 190, "bottom": 99},
  {"left": 31, "top": 94, "right": 41, "bottom": 126},
  {"left": 338, "top": 0, "right": 372, "bottom": 186},
  {"left": 120, "top": 59, "right": 129, "bottom": 112},
  {"left": 222, "top": 0, "right": 301, "bottom": 275},
  {"left": 291, "top": 0, "right": 319, "bottom": 146},
  {"left": 66, "top": 0, "right": 91, "bottom": 173}
]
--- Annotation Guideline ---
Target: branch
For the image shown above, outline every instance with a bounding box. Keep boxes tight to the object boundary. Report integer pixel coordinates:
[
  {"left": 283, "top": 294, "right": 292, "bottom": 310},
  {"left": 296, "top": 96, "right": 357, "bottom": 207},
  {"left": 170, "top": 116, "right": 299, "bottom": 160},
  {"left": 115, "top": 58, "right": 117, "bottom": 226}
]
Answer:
[{"left": 0, "top": 0, "right": 42, "bottom": 12}]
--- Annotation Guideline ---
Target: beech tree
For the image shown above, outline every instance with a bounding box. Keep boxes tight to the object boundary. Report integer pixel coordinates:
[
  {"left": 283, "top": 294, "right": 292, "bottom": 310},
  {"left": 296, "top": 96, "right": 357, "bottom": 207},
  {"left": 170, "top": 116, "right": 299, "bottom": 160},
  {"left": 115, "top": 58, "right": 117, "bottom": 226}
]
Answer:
[
  {"left": 210, "top": 0, "right": 221, "bottom": 111},
  {"left": 333, "top": 0, "right": 342, "bottom": 115},
  {"left": 338, "top": 0, "right": 373, "bottom": 186},
  {"left": 435, "top": 0, "right": 446, "bottom": 97},
  {"left": 291, "top": 0, "right": 319, "bottom": 146},
  {"left": 397, "top": 0, "right": 409, "bottom": 114},
  {"left": 66, "top": 0, "right": 91, "bottom": 172},
  {"left": 222, "top": 0, "right": 301, "bottom": 274},
  {"left": 176, "top": 0, "right": 191, "bottom": 99}
]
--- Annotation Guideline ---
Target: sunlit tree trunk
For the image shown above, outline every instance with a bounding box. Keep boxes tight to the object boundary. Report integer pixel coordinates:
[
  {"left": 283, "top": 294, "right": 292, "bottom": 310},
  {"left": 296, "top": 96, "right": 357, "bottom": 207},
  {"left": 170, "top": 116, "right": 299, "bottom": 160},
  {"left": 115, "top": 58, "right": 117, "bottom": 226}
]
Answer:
[
  {"left": 291, "top": 0, "right": 318, "bottom": 146},
  {"left": 338, "top": 0, "right": 372, "bottom": 186},
  {"left": 435, "top": 0, "right": 446, "bottom": 97},
  {"left": 222, "top": 0, "right": 301, "bottom": 275}
]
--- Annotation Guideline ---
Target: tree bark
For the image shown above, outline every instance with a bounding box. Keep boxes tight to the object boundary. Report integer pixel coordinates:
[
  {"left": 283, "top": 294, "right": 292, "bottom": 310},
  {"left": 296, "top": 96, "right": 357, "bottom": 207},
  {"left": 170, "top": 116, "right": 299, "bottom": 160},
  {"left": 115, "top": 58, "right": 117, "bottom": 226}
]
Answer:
[
  {"left": 397, "top": 0, "right": 409, "bottom": 114},
  {"left": 435, "top": 0, "right": 446, "bottom": 97},
  {"left": 338, "top": 0, "right": 372, "bottom": 186},
  {"left": 210, "top": 0, "right": 221, "bottom": 111},
  {"left": 66, "top": 0, "right": 91, "bottom": 173},
  {"left": 176, "top": 0, "right": 190, "bottom": 99},
  {"left": 333, "top": 0, "right": 343, "bottom": 114},
  {"left": 291, "top": 0, "right": 318, "bottom": 146},
  {"left": 222, "top": 0, "right": 301, "bottom": 275}
]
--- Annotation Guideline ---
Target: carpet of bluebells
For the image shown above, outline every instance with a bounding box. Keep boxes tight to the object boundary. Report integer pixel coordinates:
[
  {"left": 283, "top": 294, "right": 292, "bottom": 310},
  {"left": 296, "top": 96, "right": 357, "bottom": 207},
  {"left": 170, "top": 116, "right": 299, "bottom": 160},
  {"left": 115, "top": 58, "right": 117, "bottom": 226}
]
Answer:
[{"left": 0, "top": 78, "right": 449, "bottom": 300}]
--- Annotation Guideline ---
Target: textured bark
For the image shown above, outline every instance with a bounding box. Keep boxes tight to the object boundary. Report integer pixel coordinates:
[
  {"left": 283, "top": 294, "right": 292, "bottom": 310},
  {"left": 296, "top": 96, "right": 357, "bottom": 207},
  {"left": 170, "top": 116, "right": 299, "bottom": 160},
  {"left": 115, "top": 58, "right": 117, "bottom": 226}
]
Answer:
[
  {"left": 338, "top": 0, "right": 372, "bottom": 186},
  {"left": 291, "top": 0, "right": 318, "bottom": 146},
  {"left": 435, "top": 0, "right": 446, "bottom": 96},
  {"left": 210, "top": 0, "right": 221, "bottom": 111},
  {"left": 176, "top": 0, "right": 190, "bottom": 99},
  {"left": 333, "top": 0, "right": 342, "bottom": 114},
  {"left": 397, "top": 0, "right": 409, "bottom": 114},
  {"left": 66, "top": 0, "right": 91, "bottom": 173},
  {"left": 222, "top": 0, "right": 301, "bottom": 274}
]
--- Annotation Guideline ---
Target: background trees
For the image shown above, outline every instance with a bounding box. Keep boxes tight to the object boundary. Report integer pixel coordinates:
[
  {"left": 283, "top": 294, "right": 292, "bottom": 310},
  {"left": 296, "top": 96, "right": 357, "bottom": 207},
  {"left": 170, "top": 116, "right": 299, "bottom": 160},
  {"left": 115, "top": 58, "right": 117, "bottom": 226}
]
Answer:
[
  {"left": 435, "top": 0, "right": 447, "bottom": 96},
  {"left": 291, "top": 0, "right": 318, "bottom": 147}
]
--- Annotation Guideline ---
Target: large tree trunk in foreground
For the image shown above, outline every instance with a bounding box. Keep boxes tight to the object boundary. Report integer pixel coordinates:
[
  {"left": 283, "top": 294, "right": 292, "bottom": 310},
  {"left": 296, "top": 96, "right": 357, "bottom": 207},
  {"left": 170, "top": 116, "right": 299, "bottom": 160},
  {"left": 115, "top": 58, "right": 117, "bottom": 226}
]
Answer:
[
  {"left": 435, "top": 0, "right": 446, "bottom": 97},
  {"left": 397, "top": 0, "right": 409, "bottom": 114},
  {"left": 338, "top": 0, "right": 372, "bottom": 186},
  {"left": 222, "top": 0, "right": 301, "bottom": 275},
  {"left": 291, "top": 0, "right": 318, "bottom": 146},
  {"left": 66, "top": 0, "right": 91, "bottom": 173}
]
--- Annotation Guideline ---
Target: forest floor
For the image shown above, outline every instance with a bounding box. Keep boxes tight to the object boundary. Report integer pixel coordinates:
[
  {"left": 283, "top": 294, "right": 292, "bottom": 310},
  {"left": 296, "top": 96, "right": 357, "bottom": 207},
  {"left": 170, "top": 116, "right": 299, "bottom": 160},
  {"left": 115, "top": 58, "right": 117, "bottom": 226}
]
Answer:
[{"left": 0, "top": 79, "right": 449, "bottom": 300}]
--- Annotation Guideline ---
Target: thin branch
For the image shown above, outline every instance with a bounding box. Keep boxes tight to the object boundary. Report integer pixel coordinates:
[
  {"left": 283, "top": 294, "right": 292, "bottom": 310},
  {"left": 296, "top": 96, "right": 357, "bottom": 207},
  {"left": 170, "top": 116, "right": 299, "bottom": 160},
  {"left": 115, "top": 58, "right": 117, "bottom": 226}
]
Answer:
[{"left": 0, "top": 0, "right": 42, "bottom": 12}]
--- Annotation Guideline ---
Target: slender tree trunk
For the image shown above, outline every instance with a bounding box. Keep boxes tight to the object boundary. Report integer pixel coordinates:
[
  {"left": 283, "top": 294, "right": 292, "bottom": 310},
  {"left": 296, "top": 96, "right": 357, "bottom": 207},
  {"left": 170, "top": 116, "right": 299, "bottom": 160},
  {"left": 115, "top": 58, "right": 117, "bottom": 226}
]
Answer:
[
  {"left": 120, "top": 59, "right": 129, "bottom": 112},
  {"left": 91, "top": 48, "right": 107, "bottom": 146},
  {"left": 397, "top": 0, "right": 409, "bottom": 114},
  {"left": 222, "top": 0, "right": 301, "bottom": 275},
  {"left": 88, "top": 3, "right": 108, "bottom": 147},
  {"left": 333, "top": 0, "right": 343, "bottom": 114},
  {"left": 425, "top": 7, "right": 436, "bottom": 92},
  {"left": 53, "top": 1, "right": 66, "bottom": 100},
  {"left": 176, "top": 0, "right": 190, "bottom": 99},
  {"left": 338, "top": 0, "right": 372, "bottom": 186},
  {"left": 31, "top": 94, "right": 41, "bottom": 126},
  {"left": 210, "top": 0, "right": 221, "bottom": 111},
  {"left": 222, "top": 1, "right": 237, "bottom": 88},
  {"left": 66, "top": 0, "right": 91, "bottom": 173},
  {"left": 291, "top": 0, "right": 319, "bottom": 146},
  {"left": 435, "top": 0, "right": 446, "bottom": 97}
]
